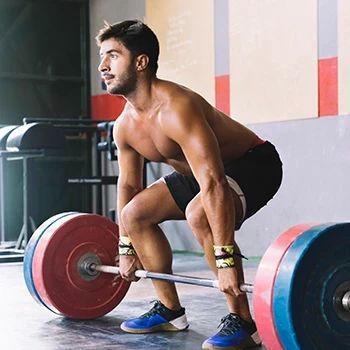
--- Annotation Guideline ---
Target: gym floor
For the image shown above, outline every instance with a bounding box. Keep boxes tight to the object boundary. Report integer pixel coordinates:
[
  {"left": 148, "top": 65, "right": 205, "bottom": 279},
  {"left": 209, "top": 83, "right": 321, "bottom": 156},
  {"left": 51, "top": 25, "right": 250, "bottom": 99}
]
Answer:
[{"left": 0, "top": 254, "right": 265, "bottom": 350}]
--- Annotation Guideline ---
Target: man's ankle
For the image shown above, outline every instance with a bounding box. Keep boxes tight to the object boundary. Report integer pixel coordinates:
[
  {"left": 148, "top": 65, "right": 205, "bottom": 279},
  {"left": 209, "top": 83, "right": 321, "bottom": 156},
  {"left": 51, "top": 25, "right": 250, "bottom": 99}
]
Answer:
[
  {"left": 161, "top": 301, "right": 182, "bottom": 312},
  {"left": 229, "top": 311, "right": 253, "bottom": 323}
]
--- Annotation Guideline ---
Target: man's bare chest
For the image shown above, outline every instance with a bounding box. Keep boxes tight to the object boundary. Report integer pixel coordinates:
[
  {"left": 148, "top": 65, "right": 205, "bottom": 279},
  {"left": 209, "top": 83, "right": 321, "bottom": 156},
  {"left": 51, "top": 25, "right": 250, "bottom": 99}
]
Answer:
[{"left": 127, "top": 127, "right": 185, "bottom": 164}]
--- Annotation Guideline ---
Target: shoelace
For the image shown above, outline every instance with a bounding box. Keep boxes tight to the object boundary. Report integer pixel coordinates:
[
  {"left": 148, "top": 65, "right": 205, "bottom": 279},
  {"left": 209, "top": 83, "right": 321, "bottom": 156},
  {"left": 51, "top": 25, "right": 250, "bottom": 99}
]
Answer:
[
  {"left": 217, "top": 314, "right": 244, "bottom": 336},
  {"left": 140, "top": 300, "right": 164, "bottom": 319}
]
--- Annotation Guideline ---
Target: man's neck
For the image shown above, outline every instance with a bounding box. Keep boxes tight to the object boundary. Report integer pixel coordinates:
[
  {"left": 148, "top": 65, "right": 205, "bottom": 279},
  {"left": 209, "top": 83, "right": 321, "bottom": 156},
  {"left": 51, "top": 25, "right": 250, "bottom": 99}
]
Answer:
[{"left": 126, "top": 77, "right": 160, "bottom": 114}]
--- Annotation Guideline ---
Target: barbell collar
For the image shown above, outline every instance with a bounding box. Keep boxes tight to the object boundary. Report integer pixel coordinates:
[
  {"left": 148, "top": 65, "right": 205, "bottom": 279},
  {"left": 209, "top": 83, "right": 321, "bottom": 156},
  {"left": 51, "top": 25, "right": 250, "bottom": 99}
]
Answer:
[{"left": 342, "top": 291, "right": 350, "bottom": 312}]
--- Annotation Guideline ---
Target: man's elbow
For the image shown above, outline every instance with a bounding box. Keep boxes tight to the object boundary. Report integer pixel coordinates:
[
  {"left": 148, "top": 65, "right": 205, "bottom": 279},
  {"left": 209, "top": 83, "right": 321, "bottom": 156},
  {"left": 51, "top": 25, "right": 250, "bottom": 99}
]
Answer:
[
  {"left": 118, "top": 181, "right": 143, "bottom": 194},
  {"left": 200, "top": 175, "right": 229, "bottom": 195}
]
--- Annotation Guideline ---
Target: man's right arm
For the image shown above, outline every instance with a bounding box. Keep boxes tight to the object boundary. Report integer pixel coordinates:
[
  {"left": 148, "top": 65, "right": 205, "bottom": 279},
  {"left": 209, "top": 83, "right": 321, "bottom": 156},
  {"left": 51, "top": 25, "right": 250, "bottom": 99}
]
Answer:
[
  {"left": 113, "top": 121, "right": 144, "bottom": 236},
  {"left": 113, "top": 119, "right": 145, "bottom": 281},
  {"left": 117, "top": 149, "right": 144, "bottom": 237}
]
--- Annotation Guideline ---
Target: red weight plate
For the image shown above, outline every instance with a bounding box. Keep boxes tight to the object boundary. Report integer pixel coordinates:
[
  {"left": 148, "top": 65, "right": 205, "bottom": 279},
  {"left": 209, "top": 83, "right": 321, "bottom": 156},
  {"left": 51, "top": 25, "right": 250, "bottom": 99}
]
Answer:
[
  {"left": 253, "top": 223, "right": 316, "bottom": 350},
  {"left": 32, "top": 213, "right": 130, "bottom": 319}
]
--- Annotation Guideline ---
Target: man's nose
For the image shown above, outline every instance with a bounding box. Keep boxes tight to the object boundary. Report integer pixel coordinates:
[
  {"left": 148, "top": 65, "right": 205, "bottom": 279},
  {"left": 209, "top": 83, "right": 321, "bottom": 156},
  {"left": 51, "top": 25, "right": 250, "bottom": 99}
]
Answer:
[{"left": 98, "top": 58, "right": 109, "bottom": 73}]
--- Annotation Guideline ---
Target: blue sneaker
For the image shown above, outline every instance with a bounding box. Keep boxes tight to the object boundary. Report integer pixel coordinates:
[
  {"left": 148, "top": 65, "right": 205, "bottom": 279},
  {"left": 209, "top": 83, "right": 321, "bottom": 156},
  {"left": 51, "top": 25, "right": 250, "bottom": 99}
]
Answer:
[
  {"left": 202, "top": 313, "right": 261, "bottom": 350},
  {"left": 120, "top": 300, "right": 189, "bottom": 334}
]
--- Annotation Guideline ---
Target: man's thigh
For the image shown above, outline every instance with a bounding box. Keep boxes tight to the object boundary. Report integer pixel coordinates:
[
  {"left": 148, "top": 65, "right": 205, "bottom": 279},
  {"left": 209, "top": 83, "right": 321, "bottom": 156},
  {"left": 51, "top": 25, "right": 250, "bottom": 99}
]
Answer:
[{"left": 129, "top": 179, "right": 185, "bottom": 223}]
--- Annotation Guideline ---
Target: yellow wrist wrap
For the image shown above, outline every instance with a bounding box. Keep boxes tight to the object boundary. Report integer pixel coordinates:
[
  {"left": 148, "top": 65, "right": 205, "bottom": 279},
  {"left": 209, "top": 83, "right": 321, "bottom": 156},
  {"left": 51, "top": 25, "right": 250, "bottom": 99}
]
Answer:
[
  {"left": 213, "top": 245, "right": 235, "bottom": 268},
  {"left": 118, "top": 236, "right": 136, "bottom": 256}
]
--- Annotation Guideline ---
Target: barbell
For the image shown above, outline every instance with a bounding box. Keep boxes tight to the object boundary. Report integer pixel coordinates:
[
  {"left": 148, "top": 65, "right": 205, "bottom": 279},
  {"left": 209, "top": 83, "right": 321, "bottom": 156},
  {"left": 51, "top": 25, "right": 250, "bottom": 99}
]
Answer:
[
  {"left": 23, "top": 212, "right": 350, "bottom": 350},
  {"left": 84, "top": 259, "right": 253, "bottom": 292}
]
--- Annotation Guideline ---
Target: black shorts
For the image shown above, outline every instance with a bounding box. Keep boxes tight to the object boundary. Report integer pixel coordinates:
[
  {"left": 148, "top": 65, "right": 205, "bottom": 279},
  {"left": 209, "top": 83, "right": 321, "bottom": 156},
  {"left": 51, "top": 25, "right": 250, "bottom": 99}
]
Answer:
[{"left": 163, "top": 141, "right": 283, "bottom": 230}]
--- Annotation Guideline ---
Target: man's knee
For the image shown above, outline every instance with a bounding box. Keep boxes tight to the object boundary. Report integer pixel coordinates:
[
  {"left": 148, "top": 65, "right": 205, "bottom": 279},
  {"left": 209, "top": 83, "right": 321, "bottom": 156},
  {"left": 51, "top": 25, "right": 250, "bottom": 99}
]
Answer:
[
  {"left": 121, "top": 196, "right": 164, "bottom": 232},
  {"left": 121, "top": 199, "right": 146, "bottom": 232},
  {"left": 186, "top": 205, "right": 211, "bottom": 246}
]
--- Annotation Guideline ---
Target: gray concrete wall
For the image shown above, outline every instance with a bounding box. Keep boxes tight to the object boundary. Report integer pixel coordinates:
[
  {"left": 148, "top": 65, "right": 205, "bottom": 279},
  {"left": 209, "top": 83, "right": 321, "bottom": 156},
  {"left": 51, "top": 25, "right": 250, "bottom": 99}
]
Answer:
[
  {"left": 152, "top": 114, "right": 350, "bottom": 256},
  {"left": 238, "top": 114, "right": 350, "bottom": 256}
]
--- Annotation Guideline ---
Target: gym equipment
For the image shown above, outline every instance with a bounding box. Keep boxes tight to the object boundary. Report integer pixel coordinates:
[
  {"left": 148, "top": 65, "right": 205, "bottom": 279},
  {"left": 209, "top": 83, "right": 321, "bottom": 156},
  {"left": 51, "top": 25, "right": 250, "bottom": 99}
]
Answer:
[
  {"left": 253, "top": 223, "right": 315, "bottom": 350},
  {"left": 0, "top": 126, "right": 19, "bottom": 150},
  {"left": 96, "top": 121, "right": 117, "bottom": 161},
  {"left": 0, "top": 119, "right": 117, "bottom": 263},
  {"left": 23, "top": 212, "right": 78, "bottom": 310},
  {"left": 6, "top": 122, "right": 67, "bottom": 151},
  {"left": 0, "top": 126, "right": 19, "bottom": 249},
  {"left": 26, "top": 213, "right": 130, "bottom": 319},
  {"left": 272, "top": 223, "right": 350, "bottom": 349},
  {"left": 24, "top": 213, "right": 350, "bottom": 349},
  {"left": 0, "top": 123, "right": 67, "bottom": 262}
]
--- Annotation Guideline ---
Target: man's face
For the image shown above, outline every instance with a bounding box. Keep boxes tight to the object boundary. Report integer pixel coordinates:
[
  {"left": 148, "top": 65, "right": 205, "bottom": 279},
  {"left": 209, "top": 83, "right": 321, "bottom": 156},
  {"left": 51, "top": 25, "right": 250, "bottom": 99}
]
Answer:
[{"left": 98, "top": 38, "right": 138, "bottom": 96}]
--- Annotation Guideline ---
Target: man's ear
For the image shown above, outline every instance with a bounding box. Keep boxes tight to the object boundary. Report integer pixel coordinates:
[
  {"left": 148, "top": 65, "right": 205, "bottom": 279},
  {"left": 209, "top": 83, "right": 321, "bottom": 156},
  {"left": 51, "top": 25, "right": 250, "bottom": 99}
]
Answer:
[{"left": 135, "top": 54, "right": 149, "bottom": 71}]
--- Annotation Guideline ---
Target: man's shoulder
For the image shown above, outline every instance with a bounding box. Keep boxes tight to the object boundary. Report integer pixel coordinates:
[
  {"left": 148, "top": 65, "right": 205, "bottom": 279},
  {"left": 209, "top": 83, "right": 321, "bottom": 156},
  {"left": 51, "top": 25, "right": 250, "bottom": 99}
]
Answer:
[
  {"left": 157, "top": 81, "right": 204, "bottom": 116},
  {"left": 115, "top": 102, "right": 133, "bottom": 124},
  {"left": 157, "top": 79, "right": 196, "bottom": 101},
  {"left": 114, "top": 106, "right": 132, "bottom": 138}
]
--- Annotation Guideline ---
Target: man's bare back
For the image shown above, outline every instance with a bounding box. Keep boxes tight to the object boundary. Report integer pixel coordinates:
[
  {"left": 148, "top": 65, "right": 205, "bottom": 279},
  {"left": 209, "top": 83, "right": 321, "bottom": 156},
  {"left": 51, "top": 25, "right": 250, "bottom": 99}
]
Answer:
[{"left": 115, "top": 79, "right": 257, "bottom": 176}]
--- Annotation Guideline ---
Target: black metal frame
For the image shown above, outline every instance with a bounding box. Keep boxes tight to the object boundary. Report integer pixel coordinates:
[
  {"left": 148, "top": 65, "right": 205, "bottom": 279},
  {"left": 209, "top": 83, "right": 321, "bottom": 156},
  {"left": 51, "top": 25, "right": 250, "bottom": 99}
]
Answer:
[
  {"left": 0, "top": 150, "right": 47, "bottom": 262},
  {"left": 0, "top": 118, "right": 148, "bottom": 263},
  {"left": 23, "top": 117, "right": 117, "bottom": 215},
  {"left": 0, "top": 119, "right": 110, "bottom": 262}
]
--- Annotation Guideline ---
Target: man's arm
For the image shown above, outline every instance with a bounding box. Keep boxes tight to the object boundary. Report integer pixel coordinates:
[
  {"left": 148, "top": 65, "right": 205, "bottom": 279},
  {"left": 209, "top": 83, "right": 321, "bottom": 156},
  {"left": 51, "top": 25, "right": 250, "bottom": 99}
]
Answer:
[
  {"left": 113, "top": 118, "right": 145, "bottom": 282},
  {"left": 113, "top": 119, "right": 144, "bottom": 237},
  {"left": 160, "top": 97, "right": 241, "bottom": 295},
  {"left": 161, "top": 98, "right": 235, "bottom": 246}
]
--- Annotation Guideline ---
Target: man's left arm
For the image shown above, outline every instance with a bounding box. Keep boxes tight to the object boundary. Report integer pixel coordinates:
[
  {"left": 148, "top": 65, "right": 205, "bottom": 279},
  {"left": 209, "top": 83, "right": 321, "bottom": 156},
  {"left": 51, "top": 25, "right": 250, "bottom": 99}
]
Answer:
[{"left": 160, "top": 98, "right": 242, "bottom": 296}]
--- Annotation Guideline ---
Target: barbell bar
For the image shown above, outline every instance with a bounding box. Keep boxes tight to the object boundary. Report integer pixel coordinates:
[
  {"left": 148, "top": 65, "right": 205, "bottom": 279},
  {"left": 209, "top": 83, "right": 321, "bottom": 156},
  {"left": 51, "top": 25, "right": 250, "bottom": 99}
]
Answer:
[{"left": 87, "top": 263, "right": 254, "bottom": 292}]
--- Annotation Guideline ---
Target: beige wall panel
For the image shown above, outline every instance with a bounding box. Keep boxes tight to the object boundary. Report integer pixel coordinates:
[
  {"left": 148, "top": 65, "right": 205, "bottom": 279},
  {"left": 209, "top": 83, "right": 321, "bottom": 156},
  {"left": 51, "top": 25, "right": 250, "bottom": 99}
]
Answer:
[
  {"left": 338, "top": 0, "right": 350, "bottom": 115},
  {"left": 146, "top": 0, "right": 215, "bottom": 105},
  {"left": 229, "top": 0, "right": 318, "bottom": 124}
]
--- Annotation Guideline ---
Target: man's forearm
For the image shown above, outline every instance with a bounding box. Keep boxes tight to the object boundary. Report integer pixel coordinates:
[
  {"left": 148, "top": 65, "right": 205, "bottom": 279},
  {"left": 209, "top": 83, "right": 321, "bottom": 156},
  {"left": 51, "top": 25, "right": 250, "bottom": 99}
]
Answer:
[
  {"left": 201, "top": 183, "right": 237, "bottom": 270},
  {"left": 201, "top": 184, "right": 236, "bottom": 246}
]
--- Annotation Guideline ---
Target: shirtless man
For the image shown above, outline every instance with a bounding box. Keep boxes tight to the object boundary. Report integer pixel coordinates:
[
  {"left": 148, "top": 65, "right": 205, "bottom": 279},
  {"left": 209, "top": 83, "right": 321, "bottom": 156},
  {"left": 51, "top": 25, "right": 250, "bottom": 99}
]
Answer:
[{"left": 96, "top": 20, "right": 282, "bottom": 350}]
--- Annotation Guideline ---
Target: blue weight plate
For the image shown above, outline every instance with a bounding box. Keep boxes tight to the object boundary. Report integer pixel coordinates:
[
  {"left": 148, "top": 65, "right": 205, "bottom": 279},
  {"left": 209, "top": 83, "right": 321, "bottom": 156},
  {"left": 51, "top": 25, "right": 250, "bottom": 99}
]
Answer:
[
  {"left": 23, "top": 212, "right": 79, "bottom": 311},
  {"left": 273, "top": 222, "right": 350, "bottom": 350}
]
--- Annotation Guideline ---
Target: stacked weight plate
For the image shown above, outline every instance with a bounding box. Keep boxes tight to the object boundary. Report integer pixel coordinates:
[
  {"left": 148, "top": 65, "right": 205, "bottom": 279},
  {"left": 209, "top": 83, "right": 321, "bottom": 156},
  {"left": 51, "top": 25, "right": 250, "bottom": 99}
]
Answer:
[
  {"left": 23, "top": 212, "right": 130, "bottom": 319},
  {"left": 254, "top": 222, "right": 350, "bottom": 350}
]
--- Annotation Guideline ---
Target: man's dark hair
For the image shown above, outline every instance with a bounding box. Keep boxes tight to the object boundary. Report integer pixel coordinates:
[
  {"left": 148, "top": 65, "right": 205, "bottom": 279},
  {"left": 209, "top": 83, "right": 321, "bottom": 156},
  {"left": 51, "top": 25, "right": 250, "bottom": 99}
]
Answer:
[{"left": 96, "top": 20, "right": 160, "bottom": 75}]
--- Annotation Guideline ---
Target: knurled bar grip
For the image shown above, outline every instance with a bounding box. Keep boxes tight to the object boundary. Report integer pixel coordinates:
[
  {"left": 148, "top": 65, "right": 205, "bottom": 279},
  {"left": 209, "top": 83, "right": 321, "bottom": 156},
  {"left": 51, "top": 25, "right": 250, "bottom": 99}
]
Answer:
[{"left": 90, "top": 264, "right": 254, "bottom": 293}]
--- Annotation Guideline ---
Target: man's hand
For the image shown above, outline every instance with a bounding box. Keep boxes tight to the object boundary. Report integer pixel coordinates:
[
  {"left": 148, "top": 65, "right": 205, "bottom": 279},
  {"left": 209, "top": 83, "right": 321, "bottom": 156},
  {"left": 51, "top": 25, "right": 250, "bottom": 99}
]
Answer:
[
  {"left": 118, "top": 255, "right": 144, "bottom": 282},
  {"left": 217, "top": 267, "right": 244, "bottom": 296}
]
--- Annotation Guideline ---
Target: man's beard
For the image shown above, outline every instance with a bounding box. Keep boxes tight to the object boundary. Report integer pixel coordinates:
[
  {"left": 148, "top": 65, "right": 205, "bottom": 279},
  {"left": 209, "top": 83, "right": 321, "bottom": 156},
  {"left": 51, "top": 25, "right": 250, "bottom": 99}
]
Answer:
[{"left": 108, "top": 63, "right": 138, "bottom": 97}]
